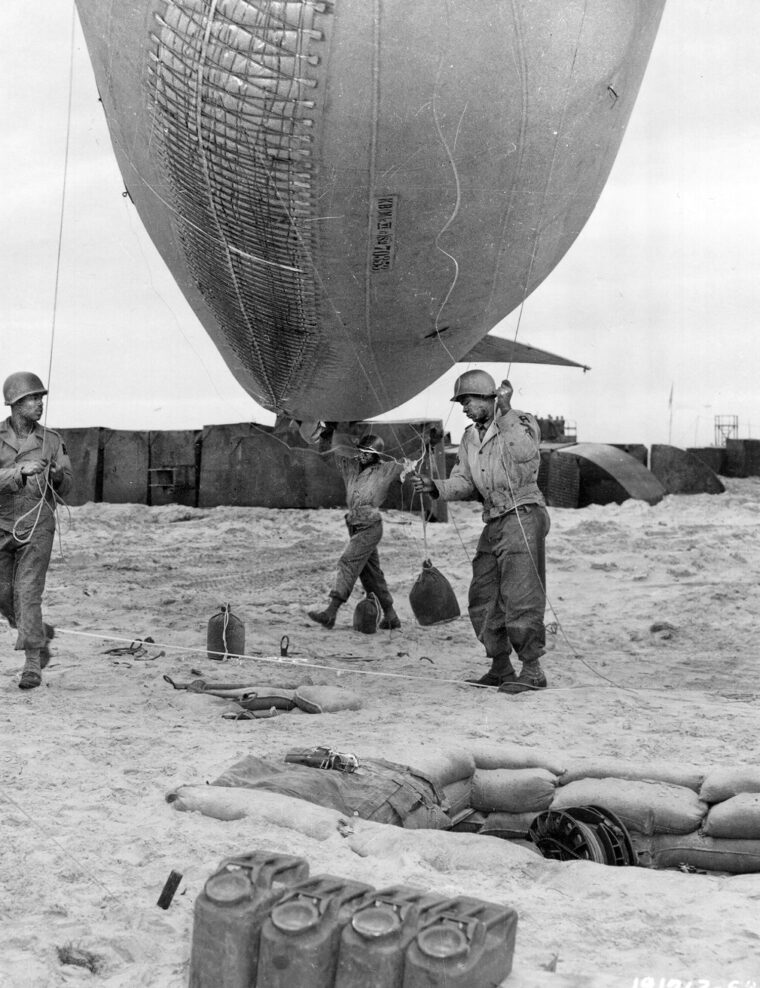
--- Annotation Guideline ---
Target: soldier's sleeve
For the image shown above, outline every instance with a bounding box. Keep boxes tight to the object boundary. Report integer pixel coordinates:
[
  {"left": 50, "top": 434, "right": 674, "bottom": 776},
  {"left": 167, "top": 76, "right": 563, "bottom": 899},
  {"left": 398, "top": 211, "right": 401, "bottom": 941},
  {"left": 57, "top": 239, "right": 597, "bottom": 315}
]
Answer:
[
  {"left": 496, "top": 411, "right": 541, "bottom": 461},
  {"left": 0, "top": 465, "right": 24, "bottom": 493},
  {"left": 432, "top": 431, "right": 477, "bottom": 501},
  {"left": 0, "top": 438, "right": 24, "bottom": 492},
  {"left": 52, "top": 436, "right": 73, "bottom": 498}
]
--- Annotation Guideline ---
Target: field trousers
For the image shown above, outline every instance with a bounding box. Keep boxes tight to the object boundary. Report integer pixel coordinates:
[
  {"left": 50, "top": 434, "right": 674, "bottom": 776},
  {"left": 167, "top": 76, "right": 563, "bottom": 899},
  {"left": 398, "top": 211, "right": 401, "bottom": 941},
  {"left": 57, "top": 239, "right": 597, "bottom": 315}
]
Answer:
[
  {"left": 332, "top": 518, "right": 393, "bottom": 610},
  {"left": 468, "top": 503, "right": 550, "bottom": 666},
  {"left": 0, "top": 525, "right": 54, "bottom": 661}
]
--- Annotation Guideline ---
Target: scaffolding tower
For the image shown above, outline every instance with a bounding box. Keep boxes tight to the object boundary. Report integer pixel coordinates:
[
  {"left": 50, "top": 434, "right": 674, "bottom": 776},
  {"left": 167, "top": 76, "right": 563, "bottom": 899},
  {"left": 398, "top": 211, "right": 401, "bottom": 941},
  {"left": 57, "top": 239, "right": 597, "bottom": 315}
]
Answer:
[{"left": 714, "top": 415, "right": 738, "bottom": 447}]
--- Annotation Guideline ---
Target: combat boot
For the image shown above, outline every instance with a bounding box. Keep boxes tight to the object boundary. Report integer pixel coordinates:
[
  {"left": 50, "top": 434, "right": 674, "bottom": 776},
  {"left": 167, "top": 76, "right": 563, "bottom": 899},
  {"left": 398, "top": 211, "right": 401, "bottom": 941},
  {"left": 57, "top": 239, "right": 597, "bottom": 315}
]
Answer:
[
  {"left": 308, "top": 595, "right": 342, "bottom": 629},
  {"left": 19, "top": 653, "right": 42, "bottom": 690},
  {"left": 498, "top": 660, "right": 547, "bottom": 694},
  {"left": 40, "top": 623, "right": 55, "bottom": 670},
  {"left": 466, "top": 653, "right": 516, "bottom": 688},
  {"left": 378, "top": 606, "right": 401, "bottom": 630}
]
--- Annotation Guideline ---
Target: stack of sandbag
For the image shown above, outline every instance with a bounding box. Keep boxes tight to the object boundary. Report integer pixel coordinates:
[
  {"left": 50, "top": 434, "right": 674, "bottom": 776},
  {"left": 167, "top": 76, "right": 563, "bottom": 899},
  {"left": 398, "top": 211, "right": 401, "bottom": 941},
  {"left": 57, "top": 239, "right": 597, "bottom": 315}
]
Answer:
[
  {"left": 443, "top": 742, "right": 567, "bottom": 838},
  {"left": 466, "top": 743, "right": 564, "bottom": 837},
  {"left": 379, "top": 744, "right": 476, "bottom": 823},
  {"left": 458, "top": 750, "right": 760, "bottom": 874},
  {"left": 548, "top": 757, "right": 709, "bottom": 866},
  {"left": 637, "top": 765, "right": 760, "bottom": 874}
]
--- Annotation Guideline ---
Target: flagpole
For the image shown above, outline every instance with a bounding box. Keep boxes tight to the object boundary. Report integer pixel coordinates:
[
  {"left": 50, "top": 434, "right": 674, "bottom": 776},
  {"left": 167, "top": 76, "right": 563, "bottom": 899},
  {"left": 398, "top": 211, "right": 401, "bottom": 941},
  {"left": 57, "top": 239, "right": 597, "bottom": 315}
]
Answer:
[{"left": 668, "top": 383, "right": 673, "bottom": 444}]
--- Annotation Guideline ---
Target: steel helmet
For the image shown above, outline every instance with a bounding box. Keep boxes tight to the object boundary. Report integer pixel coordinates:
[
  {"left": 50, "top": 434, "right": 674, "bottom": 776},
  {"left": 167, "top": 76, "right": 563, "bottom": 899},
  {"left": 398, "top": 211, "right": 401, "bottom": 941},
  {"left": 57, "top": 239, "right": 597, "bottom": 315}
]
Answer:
[
  {"left": 3, "top": 372, "right": 48, "bottom": 406},
  {"left": 450, "top": 369, "right": 496, "bottom": 402},
  {"left": 357, "top": 433, "right": 385, "bottom": 454}
]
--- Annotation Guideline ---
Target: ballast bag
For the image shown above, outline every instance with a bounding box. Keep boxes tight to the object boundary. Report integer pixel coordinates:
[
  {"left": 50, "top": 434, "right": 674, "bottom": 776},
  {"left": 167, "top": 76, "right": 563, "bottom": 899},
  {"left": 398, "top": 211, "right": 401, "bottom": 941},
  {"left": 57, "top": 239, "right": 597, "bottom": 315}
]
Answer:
[
  {"left": 353, "top": 594, "right": 380, "bottom": 634},
  {"left": 409, "top": 559, "right": 460, "bottom": 626},
  {"left": 207, "top": 604, "right": 245, "bottom": 660}
]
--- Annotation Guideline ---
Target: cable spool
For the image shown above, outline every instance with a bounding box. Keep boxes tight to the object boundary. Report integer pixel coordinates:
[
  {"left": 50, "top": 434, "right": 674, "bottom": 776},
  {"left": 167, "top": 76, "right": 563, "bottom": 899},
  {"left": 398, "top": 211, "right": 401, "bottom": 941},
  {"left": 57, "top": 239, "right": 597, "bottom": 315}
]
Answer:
[
  {"left": 528, "top": 805, "right": 635, "bottom": 867},
  {"left": 206, "top": 604, "right": 245, "bottom": 661}
]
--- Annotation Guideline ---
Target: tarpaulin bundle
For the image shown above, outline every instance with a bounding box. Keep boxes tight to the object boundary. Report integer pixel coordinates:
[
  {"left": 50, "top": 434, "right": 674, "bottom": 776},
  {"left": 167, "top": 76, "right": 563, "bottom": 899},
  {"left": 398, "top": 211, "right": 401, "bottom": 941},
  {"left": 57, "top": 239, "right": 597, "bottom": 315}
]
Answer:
[
  {"left": 210, "top": 754, "right": 450, "bottom": 830},
  {"left": 409, "top": 559, "right": 461, "bottom": 626}
]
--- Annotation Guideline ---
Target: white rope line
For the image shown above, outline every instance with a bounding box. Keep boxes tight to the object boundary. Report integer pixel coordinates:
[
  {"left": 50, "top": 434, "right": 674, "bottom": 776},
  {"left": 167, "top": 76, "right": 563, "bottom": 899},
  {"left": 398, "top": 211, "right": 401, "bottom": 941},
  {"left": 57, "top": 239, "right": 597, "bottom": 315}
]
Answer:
[{"left": 42, "top": 625, "right": 695, "bottom": 694}]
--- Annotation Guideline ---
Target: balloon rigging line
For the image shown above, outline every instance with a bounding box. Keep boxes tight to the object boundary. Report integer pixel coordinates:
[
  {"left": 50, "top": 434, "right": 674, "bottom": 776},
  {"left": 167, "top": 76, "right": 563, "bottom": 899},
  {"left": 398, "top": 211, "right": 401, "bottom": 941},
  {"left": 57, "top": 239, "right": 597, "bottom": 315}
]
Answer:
[
  {"left": 503, "top": 0, "right": 590, "bottom": 383},
  {"left": 12, "top": 5, "right": 77, "bottom": 550},
  {"left": 45, "top": 2, "right": 77, "bottom": 410},
  {"left": 430, "top": 34, "right": 466, "bottom": 357},
  {"left": 194, "top": 0, "right": 277, "bottom": 409}
]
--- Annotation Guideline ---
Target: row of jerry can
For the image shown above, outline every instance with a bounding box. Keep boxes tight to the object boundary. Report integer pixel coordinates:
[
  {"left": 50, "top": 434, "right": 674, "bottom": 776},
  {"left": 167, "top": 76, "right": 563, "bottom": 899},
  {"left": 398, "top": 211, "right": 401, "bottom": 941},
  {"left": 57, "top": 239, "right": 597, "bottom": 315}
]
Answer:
[{"left": 189, "top": 850, "right": 517, "bottom": 987}]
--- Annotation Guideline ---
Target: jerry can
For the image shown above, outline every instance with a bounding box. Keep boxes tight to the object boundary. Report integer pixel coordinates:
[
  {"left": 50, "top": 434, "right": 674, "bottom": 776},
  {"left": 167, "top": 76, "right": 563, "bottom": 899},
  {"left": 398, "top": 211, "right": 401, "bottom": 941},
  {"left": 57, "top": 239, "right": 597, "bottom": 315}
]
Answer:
[
  {"left": 402, "top": 894, "right": 518, "bottom": 988},
  {"left": 333, "top": 885, "right": 451, "bottom": 988},
  {"left": 207, "top": 603, "right": 245, "bottom": 660},
  {"left": 188, "top": 850, "right": 309, "bottom": 987},
  {"left": 256, "top": 874, "right": 375, "bottom": 988}
]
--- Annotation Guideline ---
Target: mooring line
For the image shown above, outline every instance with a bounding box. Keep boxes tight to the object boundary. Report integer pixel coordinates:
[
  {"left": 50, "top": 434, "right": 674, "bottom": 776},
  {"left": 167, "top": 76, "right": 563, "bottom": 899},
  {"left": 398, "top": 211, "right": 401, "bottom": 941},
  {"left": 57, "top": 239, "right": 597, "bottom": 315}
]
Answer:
[{"left": 42, "top": 626, "right": 699, "bottom": 694}]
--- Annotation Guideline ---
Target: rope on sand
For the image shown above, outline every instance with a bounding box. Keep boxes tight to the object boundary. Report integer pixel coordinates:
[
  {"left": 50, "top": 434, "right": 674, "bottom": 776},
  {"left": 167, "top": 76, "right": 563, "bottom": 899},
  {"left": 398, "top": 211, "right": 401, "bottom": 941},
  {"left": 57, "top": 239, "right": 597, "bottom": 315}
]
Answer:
[{"left": 44, "top": 626, "right": 685, "bottom": 695}]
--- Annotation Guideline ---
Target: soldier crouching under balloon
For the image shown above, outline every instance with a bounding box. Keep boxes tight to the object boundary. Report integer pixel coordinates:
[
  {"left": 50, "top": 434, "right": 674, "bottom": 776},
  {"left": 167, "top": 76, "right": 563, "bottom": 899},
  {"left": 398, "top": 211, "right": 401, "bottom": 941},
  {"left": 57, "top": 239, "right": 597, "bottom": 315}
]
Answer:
[
  {"left": 413, "top": 371, "right": 550, "bottom": 694},
  {"left": 0, "top": 372, "right": 72, "bottom": 690},
  {"left": 309, "top": 430, "right": 403, "bottom": 631}
]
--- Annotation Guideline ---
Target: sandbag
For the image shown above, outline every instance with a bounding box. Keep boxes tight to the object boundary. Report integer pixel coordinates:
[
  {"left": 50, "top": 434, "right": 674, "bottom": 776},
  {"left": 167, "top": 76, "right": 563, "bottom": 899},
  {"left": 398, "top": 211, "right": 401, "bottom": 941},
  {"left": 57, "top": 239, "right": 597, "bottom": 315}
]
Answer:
[
  {"left": 442, "top": 778, "right": 473, "bottom": 819},
  {"left": 383, "top": 746, "right": 475, "bottom": 789},
  {"left": 559, "top": 757, "right": 704, "bottom": 792},
  {"left": 699, "top": 766, "right": 760, "bottom": 804},
  {"left": 470, "top": 741, "right": 566, "bottom": 776},
  {"left": 479, "top": 811, "right": 539, "bottom": 838},
  {"left": 352, "top": 594, "right": 380, "bottom": 634},
  {"left": 638, "top": 831, "right": 760, "bottom": 875},
  {"left": 471, "top": 768, "right": 558, "bottom": 814},
  {"left": 168, "top": 787, "right": 545, "bottom": 875},
  {"left": 293, "top": 685, "right": 363, "bottom": 714},
  {"left": 408, "top": 558, "right": 460, "bottom": 626},
  {"left": 552, "top": 778, "right": 708, "bottom": 836},
  {"left": 703, "top": 793, "right": 760, "bottom": 839}
]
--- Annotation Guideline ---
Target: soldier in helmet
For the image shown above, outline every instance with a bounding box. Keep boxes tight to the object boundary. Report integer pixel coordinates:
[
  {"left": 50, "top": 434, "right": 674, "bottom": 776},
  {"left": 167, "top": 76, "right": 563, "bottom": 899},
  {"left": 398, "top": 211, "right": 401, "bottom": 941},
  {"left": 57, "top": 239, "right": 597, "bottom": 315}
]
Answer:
[
  {"left": 309, "top": 430, "right": 403, "bottom": 630},
  {"left": 412, "top": 370, "right": 550, "bottom": 693},
  {"left": 0, "top": 372, "right": 72, "bottom": 690}
]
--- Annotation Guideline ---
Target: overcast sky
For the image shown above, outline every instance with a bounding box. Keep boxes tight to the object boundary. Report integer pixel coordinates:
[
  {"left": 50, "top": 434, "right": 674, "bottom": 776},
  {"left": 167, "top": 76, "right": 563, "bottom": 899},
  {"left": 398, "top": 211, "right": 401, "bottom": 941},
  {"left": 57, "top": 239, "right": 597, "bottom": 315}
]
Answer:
[{"left": 2, "top": 1, "right": 759, "bottom": 448}]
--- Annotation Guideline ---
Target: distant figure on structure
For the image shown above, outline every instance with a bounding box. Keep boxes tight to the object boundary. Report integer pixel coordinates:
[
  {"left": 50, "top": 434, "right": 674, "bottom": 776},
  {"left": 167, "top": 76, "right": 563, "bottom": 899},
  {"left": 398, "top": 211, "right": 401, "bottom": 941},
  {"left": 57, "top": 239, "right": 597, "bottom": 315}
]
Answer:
[
  {"left": 309, "top": 431, "right": 403, "bottom": 631},
  {"left": 412, "top": 371, "right": 550, "bottom": 693},
  {"left": 0, "top": 373, "right": 72, "bottom": 690}
]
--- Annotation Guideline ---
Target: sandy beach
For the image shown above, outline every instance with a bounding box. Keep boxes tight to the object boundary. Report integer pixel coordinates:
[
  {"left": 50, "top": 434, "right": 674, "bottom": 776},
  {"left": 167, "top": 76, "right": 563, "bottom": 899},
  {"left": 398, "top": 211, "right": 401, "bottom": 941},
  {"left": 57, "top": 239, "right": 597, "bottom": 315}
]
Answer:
[{"left": 2, "top": 477, "right": 760, "bottom": 987}]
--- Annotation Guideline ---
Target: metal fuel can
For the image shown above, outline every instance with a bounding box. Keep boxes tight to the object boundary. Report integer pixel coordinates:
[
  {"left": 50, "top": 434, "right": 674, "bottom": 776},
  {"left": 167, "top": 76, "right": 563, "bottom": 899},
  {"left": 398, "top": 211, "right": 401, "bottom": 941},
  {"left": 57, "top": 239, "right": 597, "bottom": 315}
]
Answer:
[
  {"left": 255, "top": 874, "right": 375, "bottom": 988},
  {"left": 188, "top": 850, "right": 309, "bottom": 987},
  {"left": 401, "top": 894, "right": 518, "bottom": 988},
  {"left": 333, "top": 885, "right": 451, "bottom": 988}
]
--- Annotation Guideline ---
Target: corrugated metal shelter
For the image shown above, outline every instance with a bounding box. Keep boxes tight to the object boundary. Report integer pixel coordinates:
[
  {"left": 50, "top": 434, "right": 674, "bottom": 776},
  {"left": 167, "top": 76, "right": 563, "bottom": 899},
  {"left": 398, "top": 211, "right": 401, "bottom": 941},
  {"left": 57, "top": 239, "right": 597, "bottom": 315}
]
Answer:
[
  {"left": 101, "top": 430, "right": 150, "bottom": 504},
  {"left": 724, "top": 440, "right": 760, "bottom": 478},
  {"left": 552, "top": 443, "right": 666, "bottom": 507},
  {"left": 149, "top": 430, "right": 200, "bottom": 506},
  {"left": 687, "top": 447, "right": 726, "bottom": 476},
  {"left": 58, "top": 427, "right": 103, "bottom": 506},
  {"left": 650, "top": 445, "right": 724, "bottom": 495},
  {"left": 198, "top": 423, "right": 345, "bottom": 509}
]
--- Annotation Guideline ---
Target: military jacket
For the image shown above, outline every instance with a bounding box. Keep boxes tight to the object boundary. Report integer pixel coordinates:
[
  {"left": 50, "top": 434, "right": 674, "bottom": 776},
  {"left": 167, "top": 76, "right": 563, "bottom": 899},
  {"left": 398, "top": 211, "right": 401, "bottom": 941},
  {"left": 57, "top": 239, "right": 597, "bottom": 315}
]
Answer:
[
  {"left": 0, "top": 419, "right": 72, "bottom": 534},
  {"left": 435, "top": 408, "right": 544, "bottom": 521}
]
